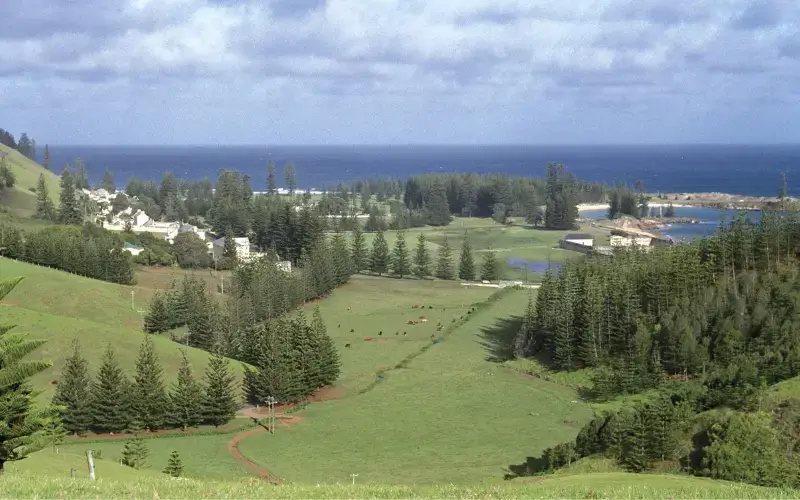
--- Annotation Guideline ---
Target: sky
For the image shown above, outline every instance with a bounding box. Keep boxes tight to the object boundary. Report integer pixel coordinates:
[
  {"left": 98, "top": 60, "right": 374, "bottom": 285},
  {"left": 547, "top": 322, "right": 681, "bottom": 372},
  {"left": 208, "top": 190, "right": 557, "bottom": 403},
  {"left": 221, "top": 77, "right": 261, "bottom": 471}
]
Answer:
[{"left": 0, "top": 0, "right": 799, "bottom": 145}]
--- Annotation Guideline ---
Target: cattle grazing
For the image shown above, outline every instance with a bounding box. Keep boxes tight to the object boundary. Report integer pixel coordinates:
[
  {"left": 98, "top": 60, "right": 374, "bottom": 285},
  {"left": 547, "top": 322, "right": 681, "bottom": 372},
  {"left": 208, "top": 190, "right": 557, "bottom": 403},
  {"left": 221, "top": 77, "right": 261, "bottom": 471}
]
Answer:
[
  {"left": 345, "top": 343, "right": 351, "bottom": 348},
  {"left": 428, "top": 305, "right": 433, "bottom": 309},
  {"left": 378, "top": 331, "right": 383, "bottom": 336},
  {"left": 395, "top": 331, "right": 399, "bottom": 335},
  {"left": 403, "top": 332, "right": 407, "bottom": 336},
  {"left": 338, "top": 324, "right": 341, "bottom": 328},
  {"left": 420, "top": 318, "right": 428, "bottom": 323},
  {"left": 419, "top": 315, "right": 427, "bottom": 320},
  {"left": 350, "top": 328, "right": 355, "bottom": 332}
]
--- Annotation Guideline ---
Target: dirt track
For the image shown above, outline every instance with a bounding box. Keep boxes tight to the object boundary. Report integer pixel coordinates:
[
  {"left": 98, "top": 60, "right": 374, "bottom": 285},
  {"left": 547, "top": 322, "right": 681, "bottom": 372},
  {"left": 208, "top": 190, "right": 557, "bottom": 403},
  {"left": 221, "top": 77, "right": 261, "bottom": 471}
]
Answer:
[{"left": 226, "top": 414, "right": 305, "bottom": 483}]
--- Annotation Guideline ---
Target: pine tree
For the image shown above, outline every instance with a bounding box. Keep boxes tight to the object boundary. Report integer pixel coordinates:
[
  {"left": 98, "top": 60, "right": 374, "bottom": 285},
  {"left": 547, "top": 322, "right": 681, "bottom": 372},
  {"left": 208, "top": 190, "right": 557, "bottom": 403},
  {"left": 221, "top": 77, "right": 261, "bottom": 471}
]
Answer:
[
  {"left": 390, "top": 231, "right": 411, "bottom": 278},
  {"left": 413, "top": 233, "right": 431, "bottom": 278},
  {"left": 425, "top": 179, "right": 451, "bottom": 226},
  {"left": 312, "top": 308, "right": 341, "bottom": 386},
  {"left": 480, "top": 247, "right": 499, "bottom": 281},
  {"left": 203, "top": 351, "right": 238, "bottom": 427},
  {"left": 59, "top": 167, "right": 81, "bottom": 225},
  {"left": 101, "top": 169, "right": 115, "bottom": 193},
  {"left": 131, "top": 336, "right": 168, "bottom": 431},
  {"left": 284, "top": 162, "right": 297, "bottom": 196},
  {"left": 330, "top": 231, "right": 352, "bottom": 285},
  {"left": 34, "top": 174, "right": 55, "bottom": 220},
  {"left": 43, "top": 144, "right": 50, "bottom": 171},
  {"left": 74, "top": 158, "right": 90, "bottom": 190},
  {"left": 369, "top": 231, "right": 390, "bottom": 275},
  {"left": 144, "top": 291, "right": 170, "bottom": 333},
  {"left": 120, "top": 432, "right": 149, "bottom": 469},
  {"left": 170, "top": 350, "right": 203, "bottom": 430},
  {"left": 458, "top": 235, "right": 476, "bottom": 281},
  {"left": 350, "top": 224, "right": 367, "bottom": 273},
  {"left": 223, "top": 230, "right": 238, "bottom": 260},
  {"left": 52, "top": 338, "right": 93, "bottom": 435},
  {"left": 89, "top": 344, "right": 129, "bottom": 433},
  {"left": 0, "top": 277, "right": 60, "bottom": 473},
  {"left": 187, "top": 293, "right": 215, "bottom": 351},
  {"left": 163, "top": 450, "right": 183, "bottom": 477},
  {"left": 266, "top": 160, "right": 277, "bottom": 195},
  {"left": 165, "top": 284, "right": 189, "bottom": 329},
  {"left": 436, "top": 237, "right": 455, "bottom": 280}
]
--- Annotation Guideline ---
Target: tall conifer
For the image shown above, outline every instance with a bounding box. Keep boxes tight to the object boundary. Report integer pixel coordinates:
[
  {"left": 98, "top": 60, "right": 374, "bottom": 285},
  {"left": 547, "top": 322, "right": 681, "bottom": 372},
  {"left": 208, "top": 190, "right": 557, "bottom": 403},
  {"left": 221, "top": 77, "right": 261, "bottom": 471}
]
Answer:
[
  {"left": 480, "top": 247, "right": 499, "bottom": 281},
  {"left": 435, "top": 237, "right": 455, "bottom": 280},
  {"left": 458, "top": 235, "right": 476, "bottom": 281},
  {"left": 350, "top": 224, "right": 367, "bottom": 273},
  {"left": 59, "top": 167, "right": 81, "bottom": 224},
  {"left": 413, "top": 233, "right": 431, "bottom": 278},
  {"left": 390, "top": 231, "right": 411, "bottom": 278},
  {"left": 144, "top": 291, "right": 170, "bottom": 333},
  {"left": 203, "top": 351, "right": 238, "bottom": 427},
  {"left": 89, "top": 344, "right": 129, "bottom": 433},
  {"left": 369, "top": 231, "right": 390, "bottom": 275},
  {"left": 52, "top": 338, "right": 93, "bottom": 435},
  {"left": 169, "top": 350, "right": 203, "bottom": 430},
  {"left": 131, "top": 336, "right": 168, "bottom": 431}
]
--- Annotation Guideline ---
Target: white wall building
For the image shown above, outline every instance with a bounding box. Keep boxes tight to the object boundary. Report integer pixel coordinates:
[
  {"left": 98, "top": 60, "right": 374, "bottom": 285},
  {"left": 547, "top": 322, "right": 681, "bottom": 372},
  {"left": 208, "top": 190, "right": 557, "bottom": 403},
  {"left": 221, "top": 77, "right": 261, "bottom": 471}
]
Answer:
[
  {"left": 211, "top": 236, "right": 251, "bottom": 261},
  {"left": 562, "top": 233, "right": 595, "bottom": 248}
]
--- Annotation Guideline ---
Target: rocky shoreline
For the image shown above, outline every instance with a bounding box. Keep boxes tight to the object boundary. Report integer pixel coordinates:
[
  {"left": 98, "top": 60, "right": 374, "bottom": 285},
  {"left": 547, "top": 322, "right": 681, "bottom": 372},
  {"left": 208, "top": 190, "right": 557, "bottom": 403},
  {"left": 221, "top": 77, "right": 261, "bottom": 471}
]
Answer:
[{"left": 651, "top": 192, "right": 790, "bottom": 211}]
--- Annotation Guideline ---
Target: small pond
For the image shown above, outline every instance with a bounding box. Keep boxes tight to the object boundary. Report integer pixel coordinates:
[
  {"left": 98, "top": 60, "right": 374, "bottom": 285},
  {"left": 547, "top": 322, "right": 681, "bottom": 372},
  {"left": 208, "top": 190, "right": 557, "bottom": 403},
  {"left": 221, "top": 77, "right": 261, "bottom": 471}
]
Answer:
[{"left": 507, "top": 259, "right": 563, "bottom": 274}]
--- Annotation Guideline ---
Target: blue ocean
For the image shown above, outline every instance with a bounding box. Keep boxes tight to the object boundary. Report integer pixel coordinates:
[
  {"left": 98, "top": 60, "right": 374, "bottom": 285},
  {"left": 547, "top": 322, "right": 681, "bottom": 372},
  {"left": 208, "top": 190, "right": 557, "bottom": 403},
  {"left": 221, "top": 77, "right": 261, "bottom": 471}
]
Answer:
[{"left": 47, "top": 144, "right": 798, "bottom": 240}]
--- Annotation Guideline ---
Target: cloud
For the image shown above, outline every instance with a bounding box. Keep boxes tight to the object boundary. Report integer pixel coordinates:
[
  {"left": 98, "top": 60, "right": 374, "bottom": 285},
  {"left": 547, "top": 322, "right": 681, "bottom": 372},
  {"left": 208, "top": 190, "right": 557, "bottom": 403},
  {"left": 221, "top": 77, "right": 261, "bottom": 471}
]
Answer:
[{"left": 1, "top": 0, "right": 799, "bottom": 144}]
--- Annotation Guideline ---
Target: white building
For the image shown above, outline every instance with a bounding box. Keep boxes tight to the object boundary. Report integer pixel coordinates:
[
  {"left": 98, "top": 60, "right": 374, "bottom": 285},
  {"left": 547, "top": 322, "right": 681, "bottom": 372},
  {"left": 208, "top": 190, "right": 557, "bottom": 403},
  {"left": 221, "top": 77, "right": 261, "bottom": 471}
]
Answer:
[
  {"left": 562, "top": 233, "right": 595, "bottom": 248},
  {"left": 211, "top": 236, "right": 251, "bottom": 261},
  {"left": 610, "top": 234, "right": 653, "bottom": 247},
  {"left": 276, "top": 260, "right": 292, "bottom": 273}
]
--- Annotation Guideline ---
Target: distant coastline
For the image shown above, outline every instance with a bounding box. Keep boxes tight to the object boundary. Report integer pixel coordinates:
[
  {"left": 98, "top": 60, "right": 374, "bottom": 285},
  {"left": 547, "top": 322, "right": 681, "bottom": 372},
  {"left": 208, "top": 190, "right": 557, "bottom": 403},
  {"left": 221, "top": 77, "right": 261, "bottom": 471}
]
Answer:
[{"left": 578, "top": 192, "right": 788, "bottom": 213}]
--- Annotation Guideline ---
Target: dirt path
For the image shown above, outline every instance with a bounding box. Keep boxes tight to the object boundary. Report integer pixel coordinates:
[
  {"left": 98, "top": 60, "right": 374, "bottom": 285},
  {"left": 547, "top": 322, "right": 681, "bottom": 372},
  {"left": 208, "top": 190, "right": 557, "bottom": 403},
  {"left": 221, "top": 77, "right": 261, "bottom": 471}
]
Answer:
[
  {"left": 226, "top": 413, "right": 305, "bottom": 483},
  {"left": 227, "top": 427, "right": 280, "bottom": 483}
]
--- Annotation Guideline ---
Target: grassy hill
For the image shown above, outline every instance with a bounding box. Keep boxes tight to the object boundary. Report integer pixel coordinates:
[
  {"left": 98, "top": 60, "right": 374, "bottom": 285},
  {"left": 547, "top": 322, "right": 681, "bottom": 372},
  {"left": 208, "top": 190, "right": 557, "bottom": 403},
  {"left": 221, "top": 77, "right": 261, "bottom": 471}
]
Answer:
[
  {"left": 0, "top": 257, "right": 245, "bottom": 403},
  {"left": 1, "top": 471, "right": 796, "bottom": 499},
  {"left": 0, "top": 143, "right": 61, "bottom": 212}
]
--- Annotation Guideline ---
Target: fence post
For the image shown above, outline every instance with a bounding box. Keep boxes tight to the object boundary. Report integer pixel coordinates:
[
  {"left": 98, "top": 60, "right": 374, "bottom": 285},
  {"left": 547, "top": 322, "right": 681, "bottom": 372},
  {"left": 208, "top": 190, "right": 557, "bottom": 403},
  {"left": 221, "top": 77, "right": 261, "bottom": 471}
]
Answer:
[{"left": 86, "top": 450, "right": 95, "bottom": 480}]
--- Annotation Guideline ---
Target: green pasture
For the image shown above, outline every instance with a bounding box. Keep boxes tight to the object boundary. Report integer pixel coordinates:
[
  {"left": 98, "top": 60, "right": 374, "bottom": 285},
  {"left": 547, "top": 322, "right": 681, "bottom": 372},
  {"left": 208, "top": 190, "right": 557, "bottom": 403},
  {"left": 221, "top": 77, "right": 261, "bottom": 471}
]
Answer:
[{"left": 238, "top": 288, "right": 594, "bottom": 484}]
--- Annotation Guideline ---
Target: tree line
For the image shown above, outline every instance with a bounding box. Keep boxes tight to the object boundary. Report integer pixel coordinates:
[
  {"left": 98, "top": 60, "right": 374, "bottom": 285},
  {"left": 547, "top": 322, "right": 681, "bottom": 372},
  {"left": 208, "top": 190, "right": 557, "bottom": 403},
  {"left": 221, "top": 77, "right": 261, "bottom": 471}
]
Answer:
[
  {"left": 0, "top": 128, "right": 39, "bottom": 162},
  {"left": 0, "top": 222, "right": 135, "bottom": 285},
  {"left": 52, "top": 337, "right": 238, "bottom": 434},
  {"left": 510, "top": 209, "right": 800, "bottom": 487}
]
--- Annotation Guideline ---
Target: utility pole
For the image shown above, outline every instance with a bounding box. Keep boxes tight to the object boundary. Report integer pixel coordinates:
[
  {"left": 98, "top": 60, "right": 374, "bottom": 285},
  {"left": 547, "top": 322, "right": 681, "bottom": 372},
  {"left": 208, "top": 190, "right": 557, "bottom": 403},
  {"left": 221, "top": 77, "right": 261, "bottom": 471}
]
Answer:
[
  {"left": 131, "top": 289, "right": 135, "bottom": 311},
  {"left": 264, "top": 396, "right": 277, "bottom": 434},
  {"left": 350, "top": 473, "right": 358, "bottom": 485},
  {"left": 137, "top": 309, "right": 146, "bottom": 330}
]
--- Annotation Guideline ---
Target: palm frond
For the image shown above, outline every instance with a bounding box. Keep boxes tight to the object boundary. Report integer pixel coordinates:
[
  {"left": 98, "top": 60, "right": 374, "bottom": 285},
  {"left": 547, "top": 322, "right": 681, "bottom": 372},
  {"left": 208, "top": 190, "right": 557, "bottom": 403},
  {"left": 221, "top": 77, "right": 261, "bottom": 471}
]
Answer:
[
  {"left": 0, "top": 277, "right": 24, "bottom": 302},
  {"left": 0, "top": 361, "right": 53, "bottom": 389}
]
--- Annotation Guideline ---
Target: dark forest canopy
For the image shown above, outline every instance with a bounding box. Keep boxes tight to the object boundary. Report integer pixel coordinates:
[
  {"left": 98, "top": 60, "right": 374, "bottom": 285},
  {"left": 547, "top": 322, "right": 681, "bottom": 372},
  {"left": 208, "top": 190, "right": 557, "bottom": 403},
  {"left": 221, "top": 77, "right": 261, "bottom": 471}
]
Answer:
[
  {"left": 124, "top": 163, "right": 628, "bottom": 235},
  {"left": 0, "top": 127, "right": 38, "bottom": 161},
  {"left": 509, "top": 210, "right": 800, "bottom": 487}
]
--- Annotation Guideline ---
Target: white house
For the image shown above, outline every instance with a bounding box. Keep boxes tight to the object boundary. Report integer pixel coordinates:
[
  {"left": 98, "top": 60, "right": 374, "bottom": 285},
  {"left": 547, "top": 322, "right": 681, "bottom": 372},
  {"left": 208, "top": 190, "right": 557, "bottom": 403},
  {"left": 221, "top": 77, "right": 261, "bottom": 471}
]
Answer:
[
  {"left": 610, "top": 234, "right": 653, "bottom": 247},
  {"left": 131, "top": 209, "right": 151, "bottom": 227},
  {"left": 562, "top": 233, "right": 594, "bottom": 248},
  {"left": 276, "top": 260, "right": 292, "bottom": 273},
  {"left": 211, "top": 236, "right": 251, "bottom": 261}
]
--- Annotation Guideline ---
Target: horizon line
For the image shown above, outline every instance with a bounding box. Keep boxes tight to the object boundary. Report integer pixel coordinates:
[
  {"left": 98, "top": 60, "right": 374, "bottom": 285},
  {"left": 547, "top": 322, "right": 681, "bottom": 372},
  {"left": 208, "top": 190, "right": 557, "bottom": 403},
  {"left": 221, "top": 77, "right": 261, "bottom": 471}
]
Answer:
[{"left": 41, "top": 142, "right": 800, "bottom": 148}]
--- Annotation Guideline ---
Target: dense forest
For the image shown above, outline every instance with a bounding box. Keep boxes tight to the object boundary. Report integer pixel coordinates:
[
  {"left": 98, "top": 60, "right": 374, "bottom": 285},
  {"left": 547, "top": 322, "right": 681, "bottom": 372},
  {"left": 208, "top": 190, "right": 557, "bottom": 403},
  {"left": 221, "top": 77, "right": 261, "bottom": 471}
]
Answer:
[
  {"left": 510, "top": 210, "right": 800, "bottom": 487},
  {"left": 0, "top": 127, "right": 39, "bottom": 161},
  {"left": 0, "top": 223, "right": 135, "bottom": 284}
]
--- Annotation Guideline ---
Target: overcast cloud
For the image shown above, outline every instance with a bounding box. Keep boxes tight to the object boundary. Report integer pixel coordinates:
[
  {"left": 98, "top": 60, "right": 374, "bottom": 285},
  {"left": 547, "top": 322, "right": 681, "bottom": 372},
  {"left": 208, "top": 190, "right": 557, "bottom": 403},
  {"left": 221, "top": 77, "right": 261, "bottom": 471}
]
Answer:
[{"left": 0, "top": 0, "right": 798, "bottom": 144}]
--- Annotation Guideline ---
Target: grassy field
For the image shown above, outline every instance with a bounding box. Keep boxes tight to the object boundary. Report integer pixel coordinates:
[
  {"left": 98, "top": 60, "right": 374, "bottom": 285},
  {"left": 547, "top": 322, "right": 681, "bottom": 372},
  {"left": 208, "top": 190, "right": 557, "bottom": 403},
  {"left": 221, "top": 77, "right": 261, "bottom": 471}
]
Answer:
[
  {"left": 306, "top": 274, "right": 496, "bottom": 393},
  {"left": 0, "top": 143, "right": 61, "bottom": 207},
  {"left": 362, "top": 218, "right": 608, "bottom": 282},
  {"left": 0, "top": 257, "right": 244, "bottom": 403},
  {"left": 57, "top": 429, "right": 256, "bottom": 481},
  {"left": 237, "top": 288, "right": 593, "bottom": 484},
  {"left": 2, "top": 470, "right": 797, "bottom": 499}
]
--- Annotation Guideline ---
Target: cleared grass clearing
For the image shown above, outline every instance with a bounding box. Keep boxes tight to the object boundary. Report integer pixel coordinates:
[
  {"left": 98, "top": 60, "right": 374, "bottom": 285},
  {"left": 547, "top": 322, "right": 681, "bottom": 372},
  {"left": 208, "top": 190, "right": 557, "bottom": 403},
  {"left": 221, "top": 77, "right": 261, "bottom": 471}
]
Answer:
[
  {"left": 307, "top": 274, "right": 495, "bottom": 393},
  {"left": 238, "top": 288, "right": 593, "bottom": 484}
]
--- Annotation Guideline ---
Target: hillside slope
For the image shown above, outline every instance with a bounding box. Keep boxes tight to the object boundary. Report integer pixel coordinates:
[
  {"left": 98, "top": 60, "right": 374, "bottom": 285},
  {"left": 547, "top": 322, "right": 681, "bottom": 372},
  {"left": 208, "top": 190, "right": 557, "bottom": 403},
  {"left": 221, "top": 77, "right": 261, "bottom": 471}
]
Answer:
[
  {"left": 0, "top": 143, "right": 61, "bottom": 204},
  {"left": 0, "top": 257, "right": 245, "bottom": 403}
]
